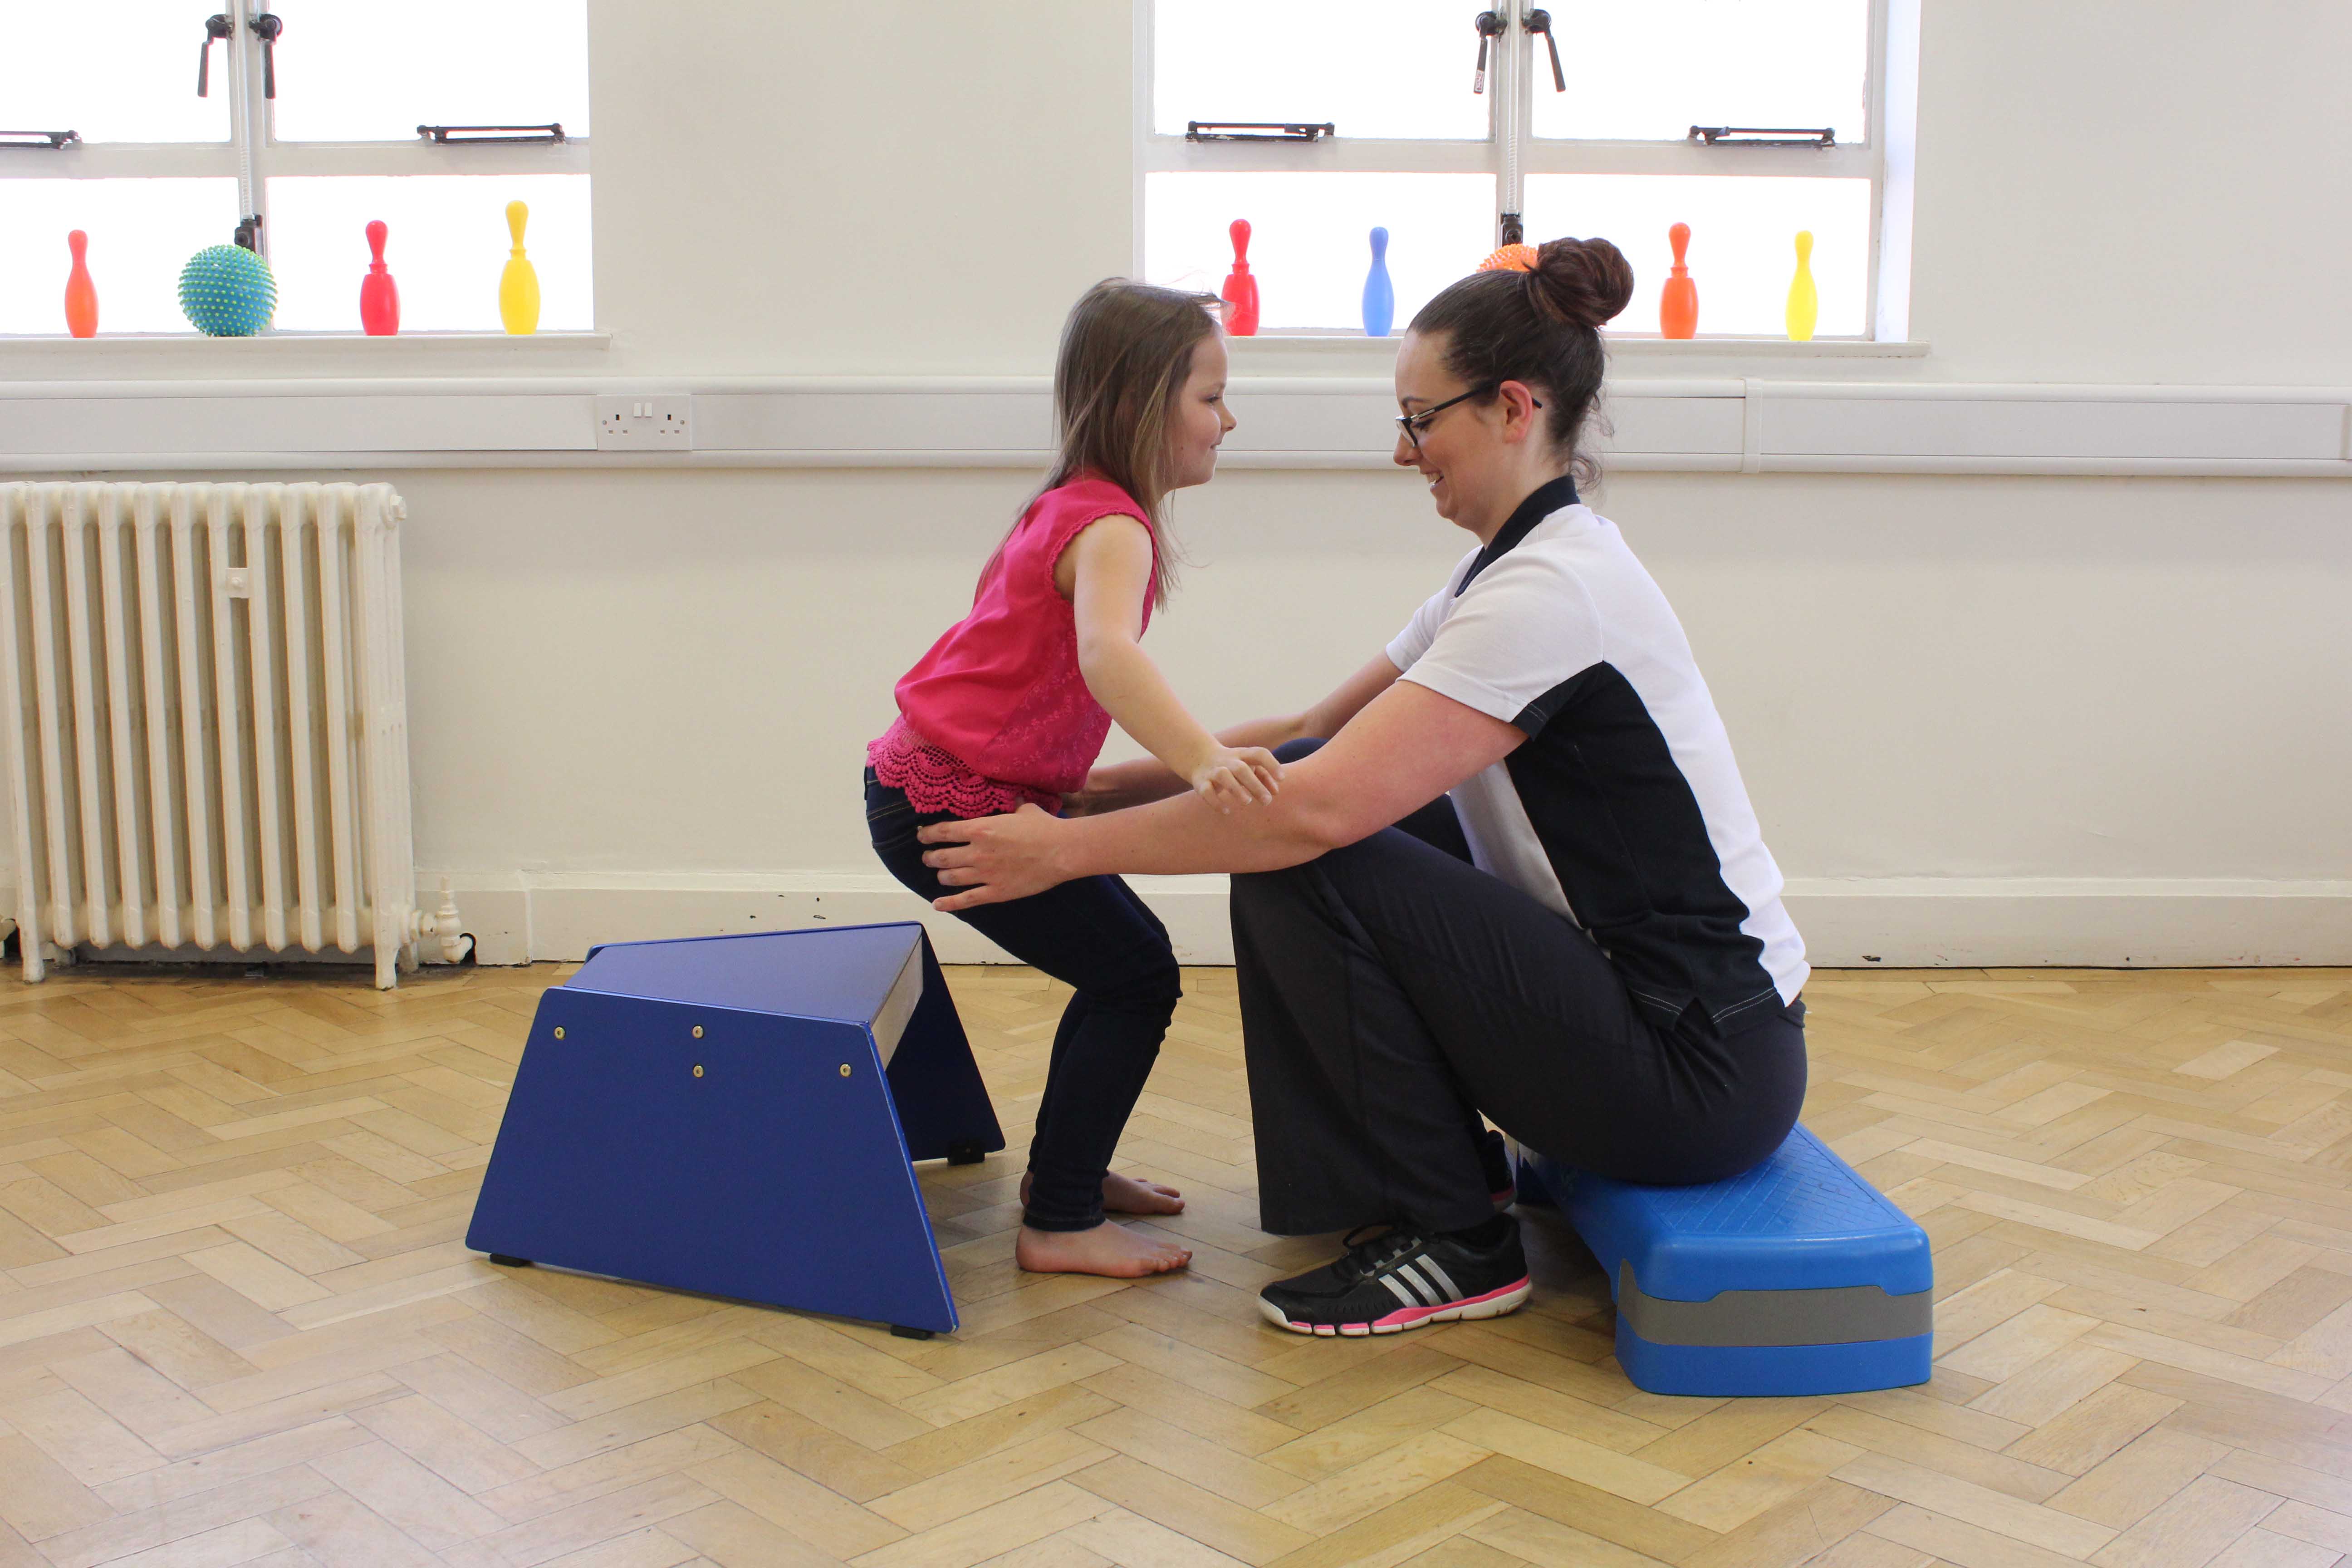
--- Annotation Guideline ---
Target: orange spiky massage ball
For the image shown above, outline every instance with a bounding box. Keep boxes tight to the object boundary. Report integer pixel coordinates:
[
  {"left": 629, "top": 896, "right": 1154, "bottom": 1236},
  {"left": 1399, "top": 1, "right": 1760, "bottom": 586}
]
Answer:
[{"left": 1478, "top": 244, "right": 1539, "bottom": 273}]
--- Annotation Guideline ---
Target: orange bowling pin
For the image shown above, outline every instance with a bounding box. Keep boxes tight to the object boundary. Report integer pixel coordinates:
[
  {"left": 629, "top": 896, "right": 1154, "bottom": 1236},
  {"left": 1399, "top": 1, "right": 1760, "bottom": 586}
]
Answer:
[
  {"left": 1659, "top": 222, "right": 1697, "bottom": 339},
  {"left": 64, "top": 230, "right": 98, "bottom": 338}
]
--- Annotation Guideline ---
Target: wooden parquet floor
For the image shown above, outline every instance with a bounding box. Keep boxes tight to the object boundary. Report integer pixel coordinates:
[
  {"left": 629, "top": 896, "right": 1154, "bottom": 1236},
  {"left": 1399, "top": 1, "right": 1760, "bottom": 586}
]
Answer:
[{"left": 0, "top": 962, "right": 2347, "bottom": 1568}]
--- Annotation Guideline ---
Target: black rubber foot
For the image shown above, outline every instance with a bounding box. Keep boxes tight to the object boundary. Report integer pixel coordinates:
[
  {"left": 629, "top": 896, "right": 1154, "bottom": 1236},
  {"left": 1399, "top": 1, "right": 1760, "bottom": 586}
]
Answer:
[
  {"left": 890, "top": 1324, "right": 936, "bottom": 1339},
  {"left": 487, "top": 1254, "right": 531, "bottom": 1268},
  {"left": 946, "top": 1140, "right": 987, "bottom": 1166}
]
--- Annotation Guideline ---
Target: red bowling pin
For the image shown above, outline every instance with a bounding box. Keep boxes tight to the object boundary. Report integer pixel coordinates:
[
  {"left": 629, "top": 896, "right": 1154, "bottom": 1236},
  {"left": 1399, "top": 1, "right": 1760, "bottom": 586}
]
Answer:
[
  {"left": 358, "top": 220, "right": 401, "bottom": 336},
  {"left": 1220, "top": 218, "right": 1259, "bottom": 337},
  {"left": 64, "top": 230, "right": 98, "bottom": 338}
]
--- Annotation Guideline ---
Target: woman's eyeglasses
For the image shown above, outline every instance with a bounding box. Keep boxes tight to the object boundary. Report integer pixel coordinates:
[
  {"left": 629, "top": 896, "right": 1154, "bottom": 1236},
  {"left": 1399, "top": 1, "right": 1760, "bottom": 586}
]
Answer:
[{"left": 1395, "top": 384, "right": 1542, "bottom": 451}]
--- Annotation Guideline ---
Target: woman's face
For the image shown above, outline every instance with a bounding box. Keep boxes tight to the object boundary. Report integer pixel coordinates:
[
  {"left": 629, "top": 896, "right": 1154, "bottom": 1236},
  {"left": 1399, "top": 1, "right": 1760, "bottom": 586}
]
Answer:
[
  {"left": 1392, "top": 329, "right": 1548, "bottom": 540},
  {"left": 1164, "top": 332, "right": 1236, "bottom": 491}
]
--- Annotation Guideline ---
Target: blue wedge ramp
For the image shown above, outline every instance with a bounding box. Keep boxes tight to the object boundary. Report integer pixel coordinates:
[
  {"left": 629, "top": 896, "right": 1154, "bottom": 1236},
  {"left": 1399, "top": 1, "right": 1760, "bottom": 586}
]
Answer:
[{"left": 466, "top": 922, "right": 1003, "bottom": 1337}]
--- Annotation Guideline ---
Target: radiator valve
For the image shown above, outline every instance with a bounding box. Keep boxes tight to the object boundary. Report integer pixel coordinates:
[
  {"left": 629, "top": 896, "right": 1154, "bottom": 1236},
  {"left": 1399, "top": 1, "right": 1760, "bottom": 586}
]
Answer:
[{"left": 408, "top": 877, "right": 469, "bottom": 964}]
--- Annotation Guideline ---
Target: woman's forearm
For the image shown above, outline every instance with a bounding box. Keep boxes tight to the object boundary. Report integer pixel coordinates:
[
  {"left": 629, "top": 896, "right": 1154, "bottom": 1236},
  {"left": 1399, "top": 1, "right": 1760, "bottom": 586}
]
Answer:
[{"left": 1061, "top": 774, "right": 1340, "bottom": 877}]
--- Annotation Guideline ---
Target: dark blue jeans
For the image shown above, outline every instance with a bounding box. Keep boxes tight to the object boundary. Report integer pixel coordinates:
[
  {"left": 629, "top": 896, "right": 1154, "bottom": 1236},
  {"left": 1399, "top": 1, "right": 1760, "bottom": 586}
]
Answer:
[{"left": 865, "top": 770, "right": 1181, "bottom": 1231}]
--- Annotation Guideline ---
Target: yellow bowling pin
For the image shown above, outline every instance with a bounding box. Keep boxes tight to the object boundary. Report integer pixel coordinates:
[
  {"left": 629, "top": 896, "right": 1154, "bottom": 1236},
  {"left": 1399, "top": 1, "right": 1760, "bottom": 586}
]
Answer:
[
  {"left": 1784, "top": 230, "right": 1818, "bottom": 343},
  {"left": 499, "top": 200, "right": 540, "bottom": 335}
]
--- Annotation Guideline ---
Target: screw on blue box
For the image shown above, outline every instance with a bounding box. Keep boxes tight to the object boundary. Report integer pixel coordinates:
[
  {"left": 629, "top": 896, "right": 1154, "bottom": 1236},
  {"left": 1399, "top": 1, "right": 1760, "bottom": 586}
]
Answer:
[
  {"left": 1519, "top": 1124, "right": 1933, "bottom": 1396},
  {"left": 466, "top": 922, "right": 1004, "bottom": 1338}
]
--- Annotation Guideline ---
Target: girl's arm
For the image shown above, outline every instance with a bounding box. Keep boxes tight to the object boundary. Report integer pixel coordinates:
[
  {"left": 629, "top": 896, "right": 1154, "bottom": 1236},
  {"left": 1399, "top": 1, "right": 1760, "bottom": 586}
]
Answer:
[
  {"left": 1062, "top": 515, "right": 1280, "bottom": 810},
  {"left": 1067, "top": 652, "right": 1405, "bottom": 815}
]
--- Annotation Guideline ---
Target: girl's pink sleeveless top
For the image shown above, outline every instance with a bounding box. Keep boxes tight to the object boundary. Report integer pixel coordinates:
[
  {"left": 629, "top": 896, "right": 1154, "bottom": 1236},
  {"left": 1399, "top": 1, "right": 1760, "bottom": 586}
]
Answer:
[{"left": 868, "top": 475, "right": 1157, "bottom": 817}]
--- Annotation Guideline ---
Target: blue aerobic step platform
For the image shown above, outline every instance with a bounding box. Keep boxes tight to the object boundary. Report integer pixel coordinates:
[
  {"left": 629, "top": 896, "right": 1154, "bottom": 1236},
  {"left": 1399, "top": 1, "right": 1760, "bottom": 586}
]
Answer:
[
  {"left": 1519, "top": 1124, "right": 1933, "bottom": 1397},
  {"left": 466, "top": 923, "right": 1004, "bottom": 1338}
]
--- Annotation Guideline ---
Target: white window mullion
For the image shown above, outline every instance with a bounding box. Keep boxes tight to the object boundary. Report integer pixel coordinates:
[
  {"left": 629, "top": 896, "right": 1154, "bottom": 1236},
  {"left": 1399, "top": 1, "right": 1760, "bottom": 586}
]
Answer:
[
  {"left": 227, "top": 0, "right": 271, "bottom": 252},
  {"left": 1518, "top": 142, "right": 1877, "bottom": 180},
  {"left": 1497, "top": 0, "right": 1526, "bottom": 244},
  {"left": 265, "top": 141, "right": 593, "bottom": 179},
  {"left": 0, "top": 145, "right": 241, "bottom": 181},
  {"left": 1142, "top": 137, "right": 1496, "bottom": 177}
]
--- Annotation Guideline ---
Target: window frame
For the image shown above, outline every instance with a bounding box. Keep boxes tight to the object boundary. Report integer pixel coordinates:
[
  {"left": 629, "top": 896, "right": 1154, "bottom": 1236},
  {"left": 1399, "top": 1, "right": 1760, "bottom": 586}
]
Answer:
[
  {"left": 1, "top": 0, "right": 590, "bottom": 334},
  {"left": 1134, "top": 0, "right": 1915, "bottom": 340}
]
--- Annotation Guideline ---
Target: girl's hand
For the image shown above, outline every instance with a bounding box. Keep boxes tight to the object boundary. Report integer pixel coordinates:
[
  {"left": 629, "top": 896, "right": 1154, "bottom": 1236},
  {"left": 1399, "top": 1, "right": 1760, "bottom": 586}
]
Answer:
[{"left": 1189, "top": 746, "right": 1282, "bottom": 811}]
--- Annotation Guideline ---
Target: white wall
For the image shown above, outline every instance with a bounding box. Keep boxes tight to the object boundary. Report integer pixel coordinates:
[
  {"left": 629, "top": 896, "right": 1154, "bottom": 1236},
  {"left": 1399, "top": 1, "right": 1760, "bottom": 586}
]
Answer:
[{"left": 5, "top": 1, "right": 2347, "bottom": 967}]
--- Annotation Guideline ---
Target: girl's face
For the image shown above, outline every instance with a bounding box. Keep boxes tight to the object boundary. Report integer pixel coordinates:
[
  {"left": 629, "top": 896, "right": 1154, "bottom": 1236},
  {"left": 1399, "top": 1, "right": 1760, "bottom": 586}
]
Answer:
[
  {"left": 1392, "top": 329, "right": 1551, "bottom": 543},
  {"left": 1163, "top": 332, "right": 1235, "bottom": 491}
]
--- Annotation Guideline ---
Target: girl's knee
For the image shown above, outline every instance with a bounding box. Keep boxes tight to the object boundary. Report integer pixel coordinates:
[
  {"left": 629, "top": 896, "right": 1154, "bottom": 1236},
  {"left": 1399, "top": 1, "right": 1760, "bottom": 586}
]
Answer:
[{"left": 1092, "top": 948, "right": 1181, "bottom": 1019}]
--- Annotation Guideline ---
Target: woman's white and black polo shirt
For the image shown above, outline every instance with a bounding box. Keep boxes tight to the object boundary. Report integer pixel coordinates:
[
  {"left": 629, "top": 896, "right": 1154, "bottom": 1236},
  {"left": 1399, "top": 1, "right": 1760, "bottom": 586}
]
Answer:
[{"left": 1386, "top": 475, "right": 1808, "bottom": 1029}]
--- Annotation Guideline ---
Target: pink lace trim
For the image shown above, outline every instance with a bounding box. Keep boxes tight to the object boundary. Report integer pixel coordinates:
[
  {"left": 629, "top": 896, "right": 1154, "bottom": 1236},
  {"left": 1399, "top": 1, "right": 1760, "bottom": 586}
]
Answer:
[{"left": 867, "top": 717, "right": 1060, "bottom": 817}]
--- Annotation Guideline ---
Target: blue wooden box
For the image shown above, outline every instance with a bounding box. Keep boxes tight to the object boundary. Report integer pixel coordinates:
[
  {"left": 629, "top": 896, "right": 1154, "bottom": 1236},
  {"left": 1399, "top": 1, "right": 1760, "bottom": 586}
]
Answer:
[
  {"left": 466, "top": 922, "right": 1003, "bottom": 1337},
  {"left": 1521, "top": 1124, "right": 1933, "bottom": 1396}
]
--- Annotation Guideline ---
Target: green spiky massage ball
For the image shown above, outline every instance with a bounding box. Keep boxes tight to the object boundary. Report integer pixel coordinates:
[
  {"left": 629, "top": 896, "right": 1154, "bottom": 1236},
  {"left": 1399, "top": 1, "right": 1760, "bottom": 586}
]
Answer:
[{"left": 178, "top": 244, "right": 277, "bottom": 337}]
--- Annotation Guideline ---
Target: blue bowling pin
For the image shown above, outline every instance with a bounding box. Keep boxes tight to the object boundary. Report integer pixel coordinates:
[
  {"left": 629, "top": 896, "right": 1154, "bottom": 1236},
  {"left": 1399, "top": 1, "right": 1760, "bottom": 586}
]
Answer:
[{"left": 1362, "top": 226, "right": 1395, "bottom": 338}]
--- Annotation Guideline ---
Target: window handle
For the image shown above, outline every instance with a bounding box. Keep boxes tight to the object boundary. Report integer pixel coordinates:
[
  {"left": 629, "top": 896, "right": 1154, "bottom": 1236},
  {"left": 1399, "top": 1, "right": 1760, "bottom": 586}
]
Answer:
[
  {"left": 1472, "top": 10, "right": 1505, "bottom": 93},
  {"left": 197, "top": 13, "right": 232, "bottom": 96},
  {"left": 1526, "top": 9, "right": 1566, "bottom": 92},
  {"left": 249, "top": 12, "right": 283, "bottom": 100}
]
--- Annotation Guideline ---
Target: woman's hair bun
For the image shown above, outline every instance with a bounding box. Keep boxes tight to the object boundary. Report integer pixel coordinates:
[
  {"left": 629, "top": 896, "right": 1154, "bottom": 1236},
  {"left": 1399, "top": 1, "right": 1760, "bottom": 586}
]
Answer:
[{"left": 1527, "top": 235, "right": 1636, "bottom": 330}]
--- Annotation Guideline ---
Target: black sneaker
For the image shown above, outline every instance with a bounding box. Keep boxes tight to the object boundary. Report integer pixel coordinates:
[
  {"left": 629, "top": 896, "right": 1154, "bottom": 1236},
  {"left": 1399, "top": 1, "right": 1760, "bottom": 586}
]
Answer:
[{"left": 1258, "top": 1215, "right": 1531, "bottom": 1337}]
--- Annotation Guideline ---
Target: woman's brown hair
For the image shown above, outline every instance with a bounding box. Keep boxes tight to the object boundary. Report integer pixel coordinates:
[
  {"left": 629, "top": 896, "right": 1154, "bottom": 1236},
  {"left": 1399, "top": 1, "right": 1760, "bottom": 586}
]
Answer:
[
  {"left": 1007, "top": 279, "right": 1221, "bottom": 610},
  {"left": 1407, "top": 236, "right": 1635, "bottom": 487}
]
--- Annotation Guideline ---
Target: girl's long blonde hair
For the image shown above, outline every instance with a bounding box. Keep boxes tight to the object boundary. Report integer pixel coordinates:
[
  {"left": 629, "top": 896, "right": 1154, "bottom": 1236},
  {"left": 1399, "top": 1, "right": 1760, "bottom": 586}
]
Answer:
[{"left": 1001, "top": 279, "right": 1221, "bottom": 610}]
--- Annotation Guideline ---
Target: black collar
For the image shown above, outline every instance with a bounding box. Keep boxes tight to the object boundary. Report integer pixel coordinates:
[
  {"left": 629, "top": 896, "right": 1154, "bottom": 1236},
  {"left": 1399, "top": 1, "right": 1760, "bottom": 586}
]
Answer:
[{"left": 1455, "top": 474, "right": 1580, "bottom": 595}]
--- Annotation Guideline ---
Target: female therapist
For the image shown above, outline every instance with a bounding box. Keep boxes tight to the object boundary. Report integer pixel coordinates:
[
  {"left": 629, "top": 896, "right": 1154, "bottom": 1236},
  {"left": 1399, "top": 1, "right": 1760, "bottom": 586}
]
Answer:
[{"left": 919, "top": 237, "right": 1809, "bottom": 1338}]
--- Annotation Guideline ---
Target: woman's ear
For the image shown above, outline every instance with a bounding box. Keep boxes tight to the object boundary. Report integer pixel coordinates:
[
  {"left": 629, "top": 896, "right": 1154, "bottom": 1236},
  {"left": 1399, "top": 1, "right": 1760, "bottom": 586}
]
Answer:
[{"left": 1495, "top": 380, "right": 1544, "bottom": 443}]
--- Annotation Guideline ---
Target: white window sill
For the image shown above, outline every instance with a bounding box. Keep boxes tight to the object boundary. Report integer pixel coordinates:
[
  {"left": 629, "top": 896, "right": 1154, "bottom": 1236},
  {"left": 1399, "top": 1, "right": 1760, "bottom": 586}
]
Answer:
[
  {"left": 0, "top": 331, "right": 612, "bottom": 370},
  {"left": 1226, "top": 333, "right": 1929, "bottom": 368}
]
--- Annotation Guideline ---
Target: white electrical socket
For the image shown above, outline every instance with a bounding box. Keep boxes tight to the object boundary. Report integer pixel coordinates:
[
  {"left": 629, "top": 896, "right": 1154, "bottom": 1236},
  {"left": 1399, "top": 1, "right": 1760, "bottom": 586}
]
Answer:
[{"left": 595, "top": 395, "right": 695, "bottom": 451}]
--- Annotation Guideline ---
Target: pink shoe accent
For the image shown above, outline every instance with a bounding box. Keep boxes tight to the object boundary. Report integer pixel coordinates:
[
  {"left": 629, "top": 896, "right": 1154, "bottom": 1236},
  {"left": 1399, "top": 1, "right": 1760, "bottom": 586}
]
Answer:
[{"left": 1367, "top": 1275, "right": 1532, "bottom": 1331}]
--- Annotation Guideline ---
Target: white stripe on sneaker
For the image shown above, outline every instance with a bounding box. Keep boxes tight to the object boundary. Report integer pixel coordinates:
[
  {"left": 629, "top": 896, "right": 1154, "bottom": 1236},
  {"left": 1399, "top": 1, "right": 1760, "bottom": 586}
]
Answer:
[
  {"left": 1379, "top": 1275, "right": 1419, "bottom": 1309},
  {"left": 1394, "top": 1263, "right": 1439, "bottom": 1304},
  {"left": 1418, "top": 1259, "right": 1463, "bottom": 1301}
]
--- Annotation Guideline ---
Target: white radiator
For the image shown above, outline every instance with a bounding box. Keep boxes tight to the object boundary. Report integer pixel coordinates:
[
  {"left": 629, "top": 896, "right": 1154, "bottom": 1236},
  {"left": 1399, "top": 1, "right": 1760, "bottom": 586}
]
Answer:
[{"left": 0, "top": 481, "right": 461, "bottom": 988}]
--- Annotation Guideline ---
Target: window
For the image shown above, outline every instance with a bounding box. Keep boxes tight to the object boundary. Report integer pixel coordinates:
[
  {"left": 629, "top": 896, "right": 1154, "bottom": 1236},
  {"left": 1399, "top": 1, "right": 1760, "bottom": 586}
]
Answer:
[
  {"left": 0, "top": 0, "right": 591, "bottom": 336},
  {"left": 1140, "top": 0, "right": 1915, "bottom": 339}
]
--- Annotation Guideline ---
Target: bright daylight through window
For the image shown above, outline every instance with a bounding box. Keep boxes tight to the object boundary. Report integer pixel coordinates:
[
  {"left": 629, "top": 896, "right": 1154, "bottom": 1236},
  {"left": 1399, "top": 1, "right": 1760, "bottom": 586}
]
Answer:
[
  {"left": 0, "top": 0, "right": 591, "bottom": 336},
  {"left": 1143, "top": 0, "right": 1901, "bottom": 339}
]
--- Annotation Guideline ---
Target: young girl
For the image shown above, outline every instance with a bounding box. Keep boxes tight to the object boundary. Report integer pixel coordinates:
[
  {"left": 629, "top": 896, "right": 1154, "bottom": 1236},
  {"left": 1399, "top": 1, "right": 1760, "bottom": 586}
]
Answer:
[{"left": 863, "top": 279, "right": 1279, "bottom": 1279}]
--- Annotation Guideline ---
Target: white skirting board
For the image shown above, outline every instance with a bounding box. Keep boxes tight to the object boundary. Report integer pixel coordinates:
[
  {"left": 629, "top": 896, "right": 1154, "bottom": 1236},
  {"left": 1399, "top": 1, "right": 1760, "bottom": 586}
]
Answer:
[{"left": 426, "top": 872, "right": 2352, "bottom": 970}]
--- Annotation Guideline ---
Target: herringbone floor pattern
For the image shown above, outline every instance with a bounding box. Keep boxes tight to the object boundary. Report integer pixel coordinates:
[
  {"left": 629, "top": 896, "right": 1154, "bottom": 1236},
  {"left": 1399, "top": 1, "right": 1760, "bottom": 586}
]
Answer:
[{"left": 0, "top": 961, "right": 2346, "bottom": 1568}]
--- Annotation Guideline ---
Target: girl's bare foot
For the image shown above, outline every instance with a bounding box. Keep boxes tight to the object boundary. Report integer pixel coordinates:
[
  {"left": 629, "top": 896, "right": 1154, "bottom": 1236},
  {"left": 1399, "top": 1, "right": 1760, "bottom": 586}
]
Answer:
[
  {"left": 1020, "top": 1171, "right": 1186, "bottom": 1216},
  {"left": 1016, "top": 1220, "right": 1191, "bottom": 1278}
]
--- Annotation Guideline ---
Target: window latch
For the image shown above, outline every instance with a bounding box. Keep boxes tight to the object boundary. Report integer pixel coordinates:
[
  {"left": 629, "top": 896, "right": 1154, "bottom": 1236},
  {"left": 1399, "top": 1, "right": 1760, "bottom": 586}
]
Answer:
[
  {"left": 1525, "top": 10, "right": 1567, "bottom": 92},
  {"left": 1472, "top": 10, "right": 1505, "bottom": 93},
  {"left": 1689, "top": 125, "right": 1836, "bottom": 148},
  {"left": 197, "top": 13, "right": 232, "bottom": 96},
  {"left": 249, "top": 13, "right": 283, "bottom": 100},
  {"left": 0, "top": 130, "right": 80, "bottom": 149},
  {"left": 1183, "top": 122, "right": 1332, "bottom": 143},
  {"left": 417, "top": 123, "right": 568, "bottom": 145}
]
